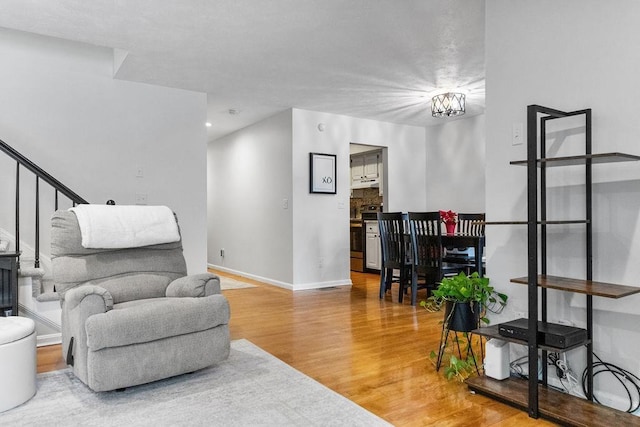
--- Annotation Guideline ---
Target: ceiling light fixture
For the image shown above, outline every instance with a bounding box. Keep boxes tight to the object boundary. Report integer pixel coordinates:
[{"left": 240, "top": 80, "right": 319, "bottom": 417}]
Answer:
[
  {"left": 205, "top": 122, "right": 212, "bottom": 127},
  {"left": 431, "top": 92, "right": 466, "bottom": 117}
]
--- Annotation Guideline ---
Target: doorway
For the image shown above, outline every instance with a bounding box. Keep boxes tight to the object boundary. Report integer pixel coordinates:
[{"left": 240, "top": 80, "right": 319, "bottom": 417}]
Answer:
[{"left": 349, "top": 143, "right": 386, "bottom": 273}]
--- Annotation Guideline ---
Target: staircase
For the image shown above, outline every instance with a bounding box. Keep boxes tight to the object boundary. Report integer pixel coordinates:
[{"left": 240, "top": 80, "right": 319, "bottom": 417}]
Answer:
[{"left": 0, "top": 138, "right": 91, "bottom": 345}]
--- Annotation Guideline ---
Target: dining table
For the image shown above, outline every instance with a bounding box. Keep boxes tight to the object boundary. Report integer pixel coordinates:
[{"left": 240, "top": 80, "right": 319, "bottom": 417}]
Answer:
[{"left": 441, "top": 233, "right": 485, "bottom": 277}]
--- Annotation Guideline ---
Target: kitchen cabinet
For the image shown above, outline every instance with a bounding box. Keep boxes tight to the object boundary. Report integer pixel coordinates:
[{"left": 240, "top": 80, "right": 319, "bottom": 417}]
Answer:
[
  {"left": 351, "top": 156, "right": 365, "bottom": 182},
  {"left": 363, "top": 152, "right": 379, "bottom": 179},
  {"left": 351, "top": 152, "right": 380, "bottom": 186},
  {"left": 364, "top": 220, "right": 381, "bottom": 271}
]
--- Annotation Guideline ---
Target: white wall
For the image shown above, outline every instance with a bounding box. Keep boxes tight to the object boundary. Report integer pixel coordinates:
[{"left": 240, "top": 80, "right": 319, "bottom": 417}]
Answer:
[
  {"left": 207, "top": 108, "right": 427, "bottom": 289},
  {"left": 486, "top": 1, "right": 640, "bottom": 411},
  {"left": 0, "top": 28, "right": 208, "bottom": 273},
  {"left": 207, "top": 110, "right": 294, "bottom": 285},
  {"left": 292, "top": 109, "right": 427, "bottom": 288},
  {"left": 425, "top": 114, "right": 485, "bottom": 212}
]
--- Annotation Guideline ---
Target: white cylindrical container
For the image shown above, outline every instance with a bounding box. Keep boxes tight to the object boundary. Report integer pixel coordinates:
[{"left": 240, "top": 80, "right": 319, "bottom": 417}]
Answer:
[
  {"left": 0, "top": 316, "right": 37, "bottom": 412},
  {"left": 484, "top": 338, "right": 510, "bottom": 380}
]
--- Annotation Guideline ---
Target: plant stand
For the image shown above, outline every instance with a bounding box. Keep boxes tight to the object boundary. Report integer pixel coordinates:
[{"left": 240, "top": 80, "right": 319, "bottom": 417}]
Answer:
[
  {"left": 435, "top": 329, "right": 482, "bottom": 376},
  {"left": 435, "top": 301, "right": 482, "bottom": 375}
]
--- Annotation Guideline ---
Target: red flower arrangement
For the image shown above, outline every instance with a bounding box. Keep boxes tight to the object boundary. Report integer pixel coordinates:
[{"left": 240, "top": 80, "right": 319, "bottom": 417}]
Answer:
[{"left": 439, "top": 210, "right": 457, "bottom": 225}]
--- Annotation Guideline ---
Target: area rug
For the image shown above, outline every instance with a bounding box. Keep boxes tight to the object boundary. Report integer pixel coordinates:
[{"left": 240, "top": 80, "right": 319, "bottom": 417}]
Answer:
[
  {"left": 219, "top": 276, "right": 257, "bottom": 290},
  {"left": 0, "top": 339, "right": 390, "bottom": 426}
]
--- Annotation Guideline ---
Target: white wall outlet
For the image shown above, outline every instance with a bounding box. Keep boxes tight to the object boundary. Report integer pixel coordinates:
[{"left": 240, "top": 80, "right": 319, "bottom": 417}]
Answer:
[
  {"left": 512, "top": 123, "right": 524, "bottom": 146},
  {"left": 136, "top": 167, "right": 144, "bottom": 178},
  {"left": 282, "top": 198, "right": 289, "bottom": 209},
  {"left": 134, "top": 193, "right": 148, "bottom": 205},
  {"left": 318, "top": 257, "right": 324, "bottom": 269}
]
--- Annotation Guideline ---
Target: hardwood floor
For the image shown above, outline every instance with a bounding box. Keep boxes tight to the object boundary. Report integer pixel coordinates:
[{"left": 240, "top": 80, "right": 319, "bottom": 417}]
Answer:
[{"left": 37, "top": 271, "right": 555, "bottom": 426}]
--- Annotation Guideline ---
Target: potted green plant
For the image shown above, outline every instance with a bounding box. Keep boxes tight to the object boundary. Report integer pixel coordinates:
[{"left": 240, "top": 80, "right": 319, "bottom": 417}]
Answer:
[
  {"left": 421, "top": 271, "right": 507, "bottom": 331},
  {"left": 420, "top": 272, "right": 508, "bottom": 381}
]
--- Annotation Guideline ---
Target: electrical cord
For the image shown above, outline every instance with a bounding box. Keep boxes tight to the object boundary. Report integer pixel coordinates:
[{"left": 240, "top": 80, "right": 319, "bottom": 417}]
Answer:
[
  {"left": 508, "top": 352, "right": 639, "bottom": 412},
  {"left": 581, "top": 352, "right": 640, "bottom": 414},
  {"left": 510, "top": 355, "right": 528, "bottom": 378},
  {"left": 509, "top": 355, "right": 543, "bottom": 380},
  {"left": 548, "top": 352, "right": 563, "bottom": 378}
]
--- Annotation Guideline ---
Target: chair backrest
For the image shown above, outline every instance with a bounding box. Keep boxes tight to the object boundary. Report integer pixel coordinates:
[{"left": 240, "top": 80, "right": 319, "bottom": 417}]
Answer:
[
  {"left": 457, "top": 213, "right": 485, "bottom": 236},
  {"left": 377, "top": 212, "right": 407, "bottom": 269},
  {"left": 51, "top": 210, "right": 187, "bottom": 304},
  {"left": 407, "top": 212, "right": 443, "bottom": 273}
]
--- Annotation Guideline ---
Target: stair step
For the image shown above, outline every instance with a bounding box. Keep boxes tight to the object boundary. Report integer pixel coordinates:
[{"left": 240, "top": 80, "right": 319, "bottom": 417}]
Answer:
[
  {"left": 19, "top": 267, "right": 45, "bottom": 278},
  {"left": 35, "top": 292, "right": 60, "bottom": 302}
]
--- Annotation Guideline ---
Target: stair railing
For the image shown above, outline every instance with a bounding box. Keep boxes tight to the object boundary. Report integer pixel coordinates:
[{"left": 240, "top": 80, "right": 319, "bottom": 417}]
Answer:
[{"left": 1, "top": 138, "right": 88, "bottom": 269}]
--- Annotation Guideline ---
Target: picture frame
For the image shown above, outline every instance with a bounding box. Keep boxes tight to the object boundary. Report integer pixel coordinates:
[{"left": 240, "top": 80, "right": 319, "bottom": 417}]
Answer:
[{"left": 309, "top": 152, "right": 337, "bottom": 194}]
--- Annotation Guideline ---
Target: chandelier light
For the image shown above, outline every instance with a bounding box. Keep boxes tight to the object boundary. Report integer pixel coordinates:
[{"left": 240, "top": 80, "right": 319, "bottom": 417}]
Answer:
[{"left": 431, "top": 92, "right": 466, "bottom": 117}]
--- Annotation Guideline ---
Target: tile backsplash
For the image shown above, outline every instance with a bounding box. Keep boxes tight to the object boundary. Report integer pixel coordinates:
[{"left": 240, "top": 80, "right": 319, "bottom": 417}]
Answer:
[{"left": 350, "top": 187, "right": 383, "bottom": 218}]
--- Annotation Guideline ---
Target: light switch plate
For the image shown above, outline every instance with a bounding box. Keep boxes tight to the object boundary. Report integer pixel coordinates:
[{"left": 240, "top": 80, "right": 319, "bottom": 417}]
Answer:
[
  {"left": 135, "top": 193, "right": 148, "bottom": 205},
  {"left": 512, "top": 123, "right": 523, "bottom": 146}
]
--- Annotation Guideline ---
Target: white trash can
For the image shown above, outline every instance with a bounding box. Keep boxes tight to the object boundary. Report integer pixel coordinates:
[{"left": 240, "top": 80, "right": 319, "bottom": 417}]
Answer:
[{"left": 0, "top": 316, "right": 36, "bottom": 412}]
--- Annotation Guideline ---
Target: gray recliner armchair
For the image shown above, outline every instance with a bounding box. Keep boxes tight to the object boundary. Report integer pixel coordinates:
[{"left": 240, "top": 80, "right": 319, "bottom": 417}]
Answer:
[{"left": 51, "top": 210, "right": 230, "bottom": 392}]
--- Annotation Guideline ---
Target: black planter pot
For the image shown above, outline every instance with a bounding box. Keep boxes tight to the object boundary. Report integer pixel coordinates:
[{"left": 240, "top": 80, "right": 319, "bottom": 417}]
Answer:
[{"left": 444, "top": 301, "right": 480, "bottom": 332}]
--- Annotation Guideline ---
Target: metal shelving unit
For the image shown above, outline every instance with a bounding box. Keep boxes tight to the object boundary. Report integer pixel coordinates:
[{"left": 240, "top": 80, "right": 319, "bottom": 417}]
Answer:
[{"left": 467, "top": 105, "right": 640, "bottom": 424}]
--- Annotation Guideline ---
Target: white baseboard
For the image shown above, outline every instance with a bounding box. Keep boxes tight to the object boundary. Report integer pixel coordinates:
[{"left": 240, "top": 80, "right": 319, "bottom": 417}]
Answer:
[
  {"left": 208, "top": 264, "right": 352, "bottom": 290},
  {"left": 37, "top": 332, "right": 62, "bottom": 347},
  {"left": 294, "top": 279, "right": 353, "bottom": 290}
]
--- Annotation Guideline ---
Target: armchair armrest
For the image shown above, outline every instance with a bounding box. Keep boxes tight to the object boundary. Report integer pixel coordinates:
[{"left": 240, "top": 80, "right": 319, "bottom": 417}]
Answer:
[
  {"left": 61, "top": 285, "right": 114, "bottom": 376},
  {"left": 166, "top": 273, "right": 221, "bottom": 297},
  {"left": 64, "top": 285, "right": 114, "bottom": 312}
]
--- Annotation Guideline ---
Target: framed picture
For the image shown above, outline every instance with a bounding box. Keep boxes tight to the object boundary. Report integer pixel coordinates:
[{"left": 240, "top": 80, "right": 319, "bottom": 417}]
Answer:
[{"left": 309, "top": 152, "right": 337, "bottom": 194}]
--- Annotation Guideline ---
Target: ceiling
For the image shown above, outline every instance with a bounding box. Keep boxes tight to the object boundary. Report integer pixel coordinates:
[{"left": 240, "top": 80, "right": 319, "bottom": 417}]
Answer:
[{"left": 0, "top": 1, "right": 486, "bottom": 142}]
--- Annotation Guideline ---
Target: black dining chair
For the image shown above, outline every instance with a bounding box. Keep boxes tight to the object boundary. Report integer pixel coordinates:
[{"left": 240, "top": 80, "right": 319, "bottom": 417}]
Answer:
[
  {"left": 377, "top": 212, "right": 412, "bottom": 303},
  {"left": 407, "top": 212, "right": 464, "bottom": 306},
  {"left": 456, "top": 213, "right": 485, "bottom": 236},
  {"left": 444, "top": 213, "right": 485, "bottom": 275}
]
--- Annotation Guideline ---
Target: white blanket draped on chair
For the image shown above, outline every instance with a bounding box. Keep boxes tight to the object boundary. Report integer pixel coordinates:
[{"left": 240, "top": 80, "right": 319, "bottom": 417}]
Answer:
[{"left": 69, "top": 204, "right": 180, "bottom": 249}]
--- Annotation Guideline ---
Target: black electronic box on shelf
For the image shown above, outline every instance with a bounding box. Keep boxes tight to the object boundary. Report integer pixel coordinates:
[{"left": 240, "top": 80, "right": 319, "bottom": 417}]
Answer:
[{"left": 498, "top": 318, "right": 588, "bottom": 349}]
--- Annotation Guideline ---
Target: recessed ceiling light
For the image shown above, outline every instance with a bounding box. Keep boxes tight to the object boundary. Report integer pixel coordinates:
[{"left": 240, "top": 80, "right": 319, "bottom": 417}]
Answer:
[{"left": 205, "top": 122, "right": 212, "bottom": 127}]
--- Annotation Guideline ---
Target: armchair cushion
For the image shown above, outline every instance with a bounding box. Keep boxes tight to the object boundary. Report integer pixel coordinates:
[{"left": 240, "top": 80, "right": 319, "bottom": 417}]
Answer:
[
  {"left": 85, "top": 295, "right": 229, "bottom": 351},
  {"left": 166, "top": 273, "right": 221, "bottom": 298}
]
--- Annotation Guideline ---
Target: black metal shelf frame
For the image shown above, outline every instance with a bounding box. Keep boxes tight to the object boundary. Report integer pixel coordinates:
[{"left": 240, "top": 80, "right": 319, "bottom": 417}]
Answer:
[{"left": 525, "top": 105, "right": 594, "bottom": 418}]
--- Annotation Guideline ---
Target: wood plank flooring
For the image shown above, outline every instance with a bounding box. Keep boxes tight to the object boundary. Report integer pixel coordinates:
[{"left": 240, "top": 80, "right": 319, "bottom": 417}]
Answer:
[{"left": 37, "top": 271, "right": 555, "bottom": 426}]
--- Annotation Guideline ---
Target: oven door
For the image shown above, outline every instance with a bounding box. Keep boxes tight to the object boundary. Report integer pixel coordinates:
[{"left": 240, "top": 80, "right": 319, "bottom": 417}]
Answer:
[
  {"left": 350, "top": 223, "right": 364, "bottom": 271},
  {"left": 350, "top": 224, "right": 363, "bottom": 253}
]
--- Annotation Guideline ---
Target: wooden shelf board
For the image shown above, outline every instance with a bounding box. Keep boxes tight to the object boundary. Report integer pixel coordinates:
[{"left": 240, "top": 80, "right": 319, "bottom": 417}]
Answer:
[
  {"left": 484, "top": 220, "right": 589, "bottom": 225},
  {"left": 510, "top": 152, "right": 640, "bottom": 167},
  {"left": 471, "top": 324, "right": 590, "bottom": 353},
  {"left": 510, "top": 275, "right": 640, "bottom": 298},
  {"left": 466, "top": 376, "right": 640, "bottom": 426}
]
